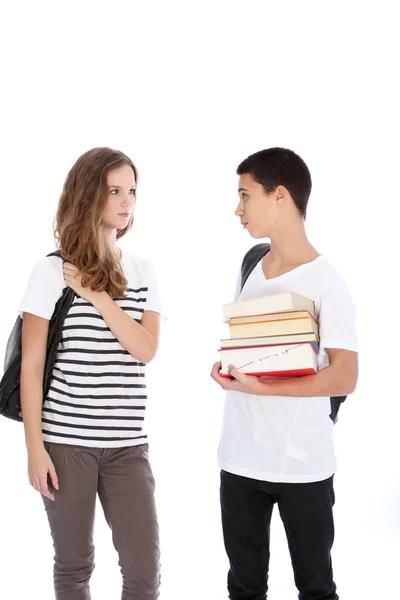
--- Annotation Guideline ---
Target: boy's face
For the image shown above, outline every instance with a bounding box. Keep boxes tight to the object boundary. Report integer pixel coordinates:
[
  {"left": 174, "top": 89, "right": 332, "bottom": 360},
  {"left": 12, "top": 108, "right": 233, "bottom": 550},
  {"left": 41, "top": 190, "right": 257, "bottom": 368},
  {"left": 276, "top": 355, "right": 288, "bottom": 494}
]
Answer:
[{"left": 235, "top": 173, "right": 281, "bottom": 239}]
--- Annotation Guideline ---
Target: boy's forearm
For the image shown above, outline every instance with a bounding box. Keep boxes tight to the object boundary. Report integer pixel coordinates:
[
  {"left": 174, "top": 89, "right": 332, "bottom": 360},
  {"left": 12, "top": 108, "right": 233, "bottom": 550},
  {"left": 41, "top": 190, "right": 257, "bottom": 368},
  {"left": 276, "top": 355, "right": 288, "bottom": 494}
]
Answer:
[{"left": 259, "top": 364, "right": 355, "bottom": 397}]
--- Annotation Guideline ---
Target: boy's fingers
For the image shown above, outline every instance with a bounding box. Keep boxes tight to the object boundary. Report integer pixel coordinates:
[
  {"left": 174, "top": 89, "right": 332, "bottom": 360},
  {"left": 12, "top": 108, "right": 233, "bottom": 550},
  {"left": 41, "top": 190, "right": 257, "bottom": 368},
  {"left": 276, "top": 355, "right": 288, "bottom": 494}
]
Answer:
[
  {"left": 228, "top": 364, "right": 241, "bottom": 378},
  {"left": 210, "top": 361, "right": 222, "bottom": 378},
  {"left": 228, "top": 365, "right": 248, "bottom": 385}
]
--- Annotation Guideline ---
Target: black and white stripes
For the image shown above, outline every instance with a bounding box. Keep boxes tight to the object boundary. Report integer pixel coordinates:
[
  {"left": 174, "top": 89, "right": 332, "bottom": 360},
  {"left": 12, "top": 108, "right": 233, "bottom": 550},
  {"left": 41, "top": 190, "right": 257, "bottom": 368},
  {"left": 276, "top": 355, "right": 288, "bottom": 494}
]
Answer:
[{"left": 42, "top": 287, "right": 151, "bottom": 447}]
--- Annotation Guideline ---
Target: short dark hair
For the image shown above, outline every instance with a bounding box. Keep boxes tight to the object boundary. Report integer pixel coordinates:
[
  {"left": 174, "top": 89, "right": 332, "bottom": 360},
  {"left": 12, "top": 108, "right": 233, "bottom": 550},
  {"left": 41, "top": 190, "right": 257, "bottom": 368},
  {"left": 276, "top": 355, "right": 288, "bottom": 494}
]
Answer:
[{"left": 237, "top": 147, "right": 312, "bottom": 218}]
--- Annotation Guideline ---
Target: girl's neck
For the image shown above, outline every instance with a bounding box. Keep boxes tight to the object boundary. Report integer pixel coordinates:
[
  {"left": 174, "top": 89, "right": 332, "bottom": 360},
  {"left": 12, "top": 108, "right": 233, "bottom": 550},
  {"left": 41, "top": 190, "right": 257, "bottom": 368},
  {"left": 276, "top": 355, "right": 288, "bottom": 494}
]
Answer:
[{"left": 103, "top": 227, "right": 121, "bottom": 259}]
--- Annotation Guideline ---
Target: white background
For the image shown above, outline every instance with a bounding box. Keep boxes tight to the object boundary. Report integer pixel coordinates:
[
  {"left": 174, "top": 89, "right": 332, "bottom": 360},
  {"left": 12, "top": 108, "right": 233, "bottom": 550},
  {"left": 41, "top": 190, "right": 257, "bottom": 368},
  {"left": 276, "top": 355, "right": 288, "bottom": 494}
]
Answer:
[{"left": 0, "top": 1, "right": 399, "bottom": 599}]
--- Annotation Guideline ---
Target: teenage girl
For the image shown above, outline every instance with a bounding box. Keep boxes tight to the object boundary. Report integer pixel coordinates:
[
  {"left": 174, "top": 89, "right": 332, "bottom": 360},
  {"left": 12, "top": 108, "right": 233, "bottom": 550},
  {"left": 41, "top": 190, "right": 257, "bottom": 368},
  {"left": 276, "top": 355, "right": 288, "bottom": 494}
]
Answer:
[{"left": 19, "top": 147, "right": 164, "bottom": 600}]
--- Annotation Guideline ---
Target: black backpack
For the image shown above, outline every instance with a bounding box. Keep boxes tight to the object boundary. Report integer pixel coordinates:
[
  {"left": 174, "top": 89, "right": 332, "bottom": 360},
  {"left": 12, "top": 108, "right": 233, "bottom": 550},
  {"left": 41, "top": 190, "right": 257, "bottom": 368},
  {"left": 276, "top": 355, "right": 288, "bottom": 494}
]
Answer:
[
  {"left": 0, "top": 251, "right": 76, "bottom": 422},
  {"left": 240, "top": 243, "right": 346, "bottom": 423}
]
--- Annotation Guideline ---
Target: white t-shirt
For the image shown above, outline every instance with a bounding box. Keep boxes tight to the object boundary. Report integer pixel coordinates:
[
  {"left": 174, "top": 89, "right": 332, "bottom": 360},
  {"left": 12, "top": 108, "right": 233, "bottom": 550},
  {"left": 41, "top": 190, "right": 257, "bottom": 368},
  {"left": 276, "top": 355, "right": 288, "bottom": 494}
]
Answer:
[
  {"left": 18, "top": 250, "right": 165, "bottom": 448},
  {"left": 217, "top": 254, "right": 358, "bottom": 483}
]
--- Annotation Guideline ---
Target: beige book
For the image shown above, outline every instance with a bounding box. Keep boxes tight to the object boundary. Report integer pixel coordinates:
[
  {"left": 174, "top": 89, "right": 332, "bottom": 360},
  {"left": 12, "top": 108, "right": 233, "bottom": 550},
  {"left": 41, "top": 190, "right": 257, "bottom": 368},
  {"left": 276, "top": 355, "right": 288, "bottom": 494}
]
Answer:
[
  {"left": 230, "top": 310, "right": 314, "bottom": 325},
  {"left": 229, "top": 315, "right": 319, "bottom": 339},
  {"left": 222, "top": 292, "right": 315, "bottom": 323}
]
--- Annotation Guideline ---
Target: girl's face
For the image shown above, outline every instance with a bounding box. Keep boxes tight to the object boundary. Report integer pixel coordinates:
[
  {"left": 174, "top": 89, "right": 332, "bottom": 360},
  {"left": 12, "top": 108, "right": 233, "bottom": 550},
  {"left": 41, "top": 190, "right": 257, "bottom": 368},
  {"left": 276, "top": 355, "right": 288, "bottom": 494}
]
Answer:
[{"left": 102, "top": 164, "right": 137, "bottom": 231}]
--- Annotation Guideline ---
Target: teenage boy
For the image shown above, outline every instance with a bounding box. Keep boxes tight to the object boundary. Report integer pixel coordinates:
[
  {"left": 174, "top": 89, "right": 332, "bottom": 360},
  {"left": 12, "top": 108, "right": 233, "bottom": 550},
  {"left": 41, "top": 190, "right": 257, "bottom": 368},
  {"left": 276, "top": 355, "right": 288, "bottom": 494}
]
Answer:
[{"left": 211, "top": 148, "right": 358, "bottom": 600}]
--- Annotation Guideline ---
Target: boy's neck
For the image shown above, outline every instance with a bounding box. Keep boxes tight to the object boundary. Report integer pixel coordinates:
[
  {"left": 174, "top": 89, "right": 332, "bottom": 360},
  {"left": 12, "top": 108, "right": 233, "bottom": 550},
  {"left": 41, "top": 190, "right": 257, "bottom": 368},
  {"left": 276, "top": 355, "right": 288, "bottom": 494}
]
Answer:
[{"left": 266, "top": 222, "right": 319, "bottom": 265}]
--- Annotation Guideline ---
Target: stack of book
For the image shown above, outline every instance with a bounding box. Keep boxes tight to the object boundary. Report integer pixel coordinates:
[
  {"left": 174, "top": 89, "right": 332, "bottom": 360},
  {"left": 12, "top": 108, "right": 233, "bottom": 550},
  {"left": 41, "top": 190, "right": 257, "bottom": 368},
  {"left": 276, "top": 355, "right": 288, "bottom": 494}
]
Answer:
[{"left": 219, "top": 292, "right": 319, "bottom": 378}]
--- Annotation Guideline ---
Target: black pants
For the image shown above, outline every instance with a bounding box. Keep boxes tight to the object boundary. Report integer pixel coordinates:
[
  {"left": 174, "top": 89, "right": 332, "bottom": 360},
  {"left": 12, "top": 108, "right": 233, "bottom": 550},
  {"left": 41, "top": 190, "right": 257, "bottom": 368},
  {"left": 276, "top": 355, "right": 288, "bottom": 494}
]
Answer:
[{"left": 220, "top": 470, "right": 339, "bottom": 600}]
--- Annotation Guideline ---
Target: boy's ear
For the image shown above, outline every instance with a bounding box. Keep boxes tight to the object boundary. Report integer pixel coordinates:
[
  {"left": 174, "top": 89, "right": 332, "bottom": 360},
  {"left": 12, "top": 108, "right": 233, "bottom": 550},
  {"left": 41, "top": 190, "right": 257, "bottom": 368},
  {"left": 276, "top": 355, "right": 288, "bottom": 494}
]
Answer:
[{"left": 276, "top": 185, "right": 286, "bottom": 202}]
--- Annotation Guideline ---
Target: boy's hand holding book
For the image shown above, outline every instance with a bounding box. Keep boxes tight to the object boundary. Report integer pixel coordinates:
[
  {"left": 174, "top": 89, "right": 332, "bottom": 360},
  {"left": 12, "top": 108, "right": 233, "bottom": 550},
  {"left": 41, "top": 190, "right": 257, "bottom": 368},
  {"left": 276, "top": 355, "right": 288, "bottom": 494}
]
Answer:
[{"left": 211, "top": 360, "right": 277, "bottom": 395}]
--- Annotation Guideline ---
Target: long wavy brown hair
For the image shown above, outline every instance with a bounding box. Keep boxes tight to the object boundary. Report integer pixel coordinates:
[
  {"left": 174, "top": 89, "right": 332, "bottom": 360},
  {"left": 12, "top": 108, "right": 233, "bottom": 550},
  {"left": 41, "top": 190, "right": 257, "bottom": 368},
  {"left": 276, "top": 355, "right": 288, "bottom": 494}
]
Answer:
[{"left": 54, "top": 147, "right": 138, "bottom": 298}]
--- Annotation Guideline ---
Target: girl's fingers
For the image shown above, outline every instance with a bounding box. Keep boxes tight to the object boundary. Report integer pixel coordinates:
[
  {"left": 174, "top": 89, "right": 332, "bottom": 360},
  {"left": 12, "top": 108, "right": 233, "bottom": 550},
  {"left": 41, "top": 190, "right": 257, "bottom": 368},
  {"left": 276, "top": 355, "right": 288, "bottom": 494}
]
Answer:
[
  {"left": 48, "top": 464, "right": 59, "bottom": 491},
  {"left": 39, "top": 474, "right": 54, "bottom": 501},
  {"left": 63, "top": 265, "right": 78, "bottom": 275}
]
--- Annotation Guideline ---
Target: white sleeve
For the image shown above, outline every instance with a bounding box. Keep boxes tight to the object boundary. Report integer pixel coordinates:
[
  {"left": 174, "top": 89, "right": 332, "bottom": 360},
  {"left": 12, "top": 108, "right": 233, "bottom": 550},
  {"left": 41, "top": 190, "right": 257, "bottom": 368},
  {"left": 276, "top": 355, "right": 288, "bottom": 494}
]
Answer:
[
  {"left": 143, "top": 261, "right": 167, "bottom": 321},
  {"left": 18, "top": 258, "right": 65, "bottom": 320},
  {"left": 318, "top": 277, "right": 358, "bottom": 352}
]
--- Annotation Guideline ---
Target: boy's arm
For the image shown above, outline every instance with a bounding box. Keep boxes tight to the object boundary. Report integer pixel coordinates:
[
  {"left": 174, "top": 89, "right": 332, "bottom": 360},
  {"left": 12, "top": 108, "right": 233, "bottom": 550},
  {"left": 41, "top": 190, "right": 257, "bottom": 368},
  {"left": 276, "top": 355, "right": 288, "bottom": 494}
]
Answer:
[
  {"left": 211, "top": 271, "right": 359, "bottom": 397},
  {"left": 262, "top": 348, "right": 358, "bottom": 396},
  {"left": 216, "top": 347, "right": 358, "bottom": 397}
]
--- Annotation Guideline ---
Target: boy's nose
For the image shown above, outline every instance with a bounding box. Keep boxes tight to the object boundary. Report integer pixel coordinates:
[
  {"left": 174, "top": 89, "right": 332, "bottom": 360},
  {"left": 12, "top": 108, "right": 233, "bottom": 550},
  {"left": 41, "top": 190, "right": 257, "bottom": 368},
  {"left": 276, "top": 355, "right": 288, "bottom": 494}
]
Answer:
[{"left": 234, "top": 202, "right": 244, "bottom": 217}]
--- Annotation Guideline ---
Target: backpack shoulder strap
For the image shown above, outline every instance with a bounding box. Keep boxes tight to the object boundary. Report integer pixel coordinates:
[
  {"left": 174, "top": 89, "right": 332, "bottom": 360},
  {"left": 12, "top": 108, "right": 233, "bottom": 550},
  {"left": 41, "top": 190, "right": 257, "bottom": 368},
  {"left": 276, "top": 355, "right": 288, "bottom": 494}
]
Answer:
[
  {"left": 240, "top": 243, "right": 271, "bottom": 292},
  {"left": 46, "top": 250, "right": 63, "bottom": 259}
]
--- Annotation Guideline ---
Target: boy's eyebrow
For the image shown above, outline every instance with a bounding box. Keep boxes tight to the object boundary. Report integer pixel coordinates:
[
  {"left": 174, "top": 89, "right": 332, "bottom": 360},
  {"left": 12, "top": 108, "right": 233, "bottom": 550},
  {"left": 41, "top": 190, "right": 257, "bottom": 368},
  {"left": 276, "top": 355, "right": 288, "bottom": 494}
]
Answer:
[{"left": 238, "top": 187, "right": 249, "bottom": 193}]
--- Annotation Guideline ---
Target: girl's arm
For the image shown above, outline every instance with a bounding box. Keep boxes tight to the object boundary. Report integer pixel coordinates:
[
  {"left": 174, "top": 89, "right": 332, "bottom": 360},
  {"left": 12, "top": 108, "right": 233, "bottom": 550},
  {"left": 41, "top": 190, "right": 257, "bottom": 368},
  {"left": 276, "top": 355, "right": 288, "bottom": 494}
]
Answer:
[
  {"left": 21, "top": 313, "right": 48, "bottom": 451},
  {"left": 91, "top": 294, "right": 160, "bottom": 364},
  {"left": 63, "top": 262, "right": 161, "bottom": 364},
  {"left": 21, "top": 313, "right": 58, "bottom": 500}
]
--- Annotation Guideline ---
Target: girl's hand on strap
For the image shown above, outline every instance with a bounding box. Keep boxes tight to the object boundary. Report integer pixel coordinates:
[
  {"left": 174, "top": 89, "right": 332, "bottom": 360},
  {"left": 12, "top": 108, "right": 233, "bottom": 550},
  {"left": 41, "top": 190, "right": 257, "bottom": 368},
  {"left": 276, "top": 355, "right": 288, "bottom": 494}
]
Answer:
[{"left": 63, "top": 262, "right": 98, "bottom": 303}]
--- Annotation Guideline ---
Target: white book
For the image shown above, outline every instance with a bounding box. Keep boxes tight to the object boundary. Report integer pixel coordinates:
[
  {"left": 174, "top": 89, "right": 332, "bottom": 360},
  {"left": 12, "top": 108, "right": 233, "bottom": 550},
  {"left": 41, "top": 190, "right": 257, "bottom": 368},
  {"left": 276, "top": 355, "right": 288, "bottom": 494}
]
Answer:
[{"left": 219, "top": 342, "right": 318, "bottom": 377}]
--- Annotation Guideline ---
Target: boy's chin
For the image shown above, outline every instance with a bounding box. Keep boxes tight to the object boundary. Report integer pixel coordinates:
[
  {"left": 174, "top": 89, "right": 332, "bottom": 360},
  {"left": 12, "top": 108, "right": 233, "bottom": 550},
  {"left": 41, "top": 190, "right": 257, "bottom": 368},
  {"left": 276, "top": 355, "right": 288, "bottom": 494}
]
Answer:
[{"left": 248, "top": 229, "right": 268, "bottom": 240}]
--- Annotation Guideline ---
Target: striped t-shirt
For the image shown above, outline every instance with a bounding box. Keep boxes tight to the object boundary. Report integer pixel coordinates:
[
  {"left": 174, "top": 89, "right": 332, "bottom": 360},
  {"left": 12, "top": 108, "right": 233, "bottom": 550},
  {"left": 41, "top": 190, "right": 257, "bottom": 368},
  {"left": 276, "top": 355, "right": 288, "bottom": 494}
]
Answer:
[{"left": 18, "top": 250, "right": 164, "bottom": 448}]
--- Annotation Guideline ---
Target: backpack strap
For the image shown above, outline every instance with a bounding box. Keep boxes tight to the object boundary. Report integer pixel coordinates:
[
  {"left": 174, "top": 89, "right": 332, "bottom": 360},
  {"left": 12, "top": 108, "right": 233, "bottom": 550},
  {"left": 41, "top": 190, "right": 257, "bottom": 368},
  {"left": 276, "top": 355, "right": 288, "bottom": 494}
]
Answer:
[
  {"left": 329, "top": 397, "right": 346, "bottom": 423},
  {"left": 46, "top": 250, "right": 63, "bottom": 259},
  {"left": 240, "top": 243, "right": 271, "bottom": 292}
]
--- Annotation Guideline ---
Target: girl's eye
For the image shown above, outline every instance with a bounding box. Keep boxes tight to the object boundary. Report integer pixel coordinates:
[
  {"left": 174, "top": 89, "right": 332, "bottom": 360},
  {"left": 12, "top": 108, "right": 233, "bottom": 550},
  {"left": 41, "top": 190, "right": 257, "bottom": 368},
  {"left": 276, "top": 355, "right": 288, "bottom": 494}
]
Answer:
[
  {"left": 110, "top": 188, "right": 136, "bottom": 195},
  {"left": 241, "top": 194, "right": 248, "bottom": 201}
]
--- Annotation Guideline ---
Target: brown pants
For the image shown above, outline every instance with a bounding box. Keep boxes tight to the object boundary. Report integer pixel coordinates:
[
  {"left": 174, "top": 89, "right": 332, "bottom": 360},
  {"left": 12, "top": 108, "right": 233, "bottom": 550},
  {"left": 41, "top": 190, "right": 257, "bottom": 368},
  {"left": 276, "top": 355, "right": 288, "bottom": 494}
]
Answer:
[{"left": 42, "top": 442, "right": 160, "bottom": 600}]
